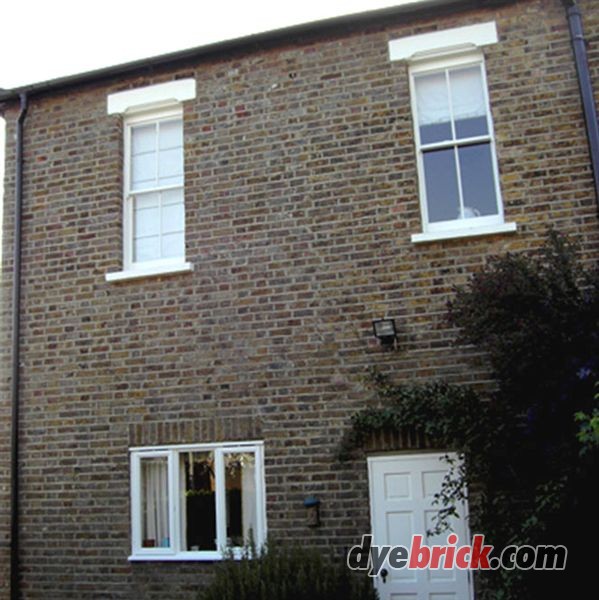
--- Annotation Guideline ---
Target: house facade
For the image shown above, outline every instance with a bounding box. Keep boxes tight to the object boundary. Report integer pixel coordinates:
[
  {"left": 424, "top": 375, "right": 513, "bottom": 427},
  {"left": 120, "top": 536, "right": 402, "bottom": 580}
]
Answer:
[{"left": 1, "top": 0, "right": 598, "bottom": 598}]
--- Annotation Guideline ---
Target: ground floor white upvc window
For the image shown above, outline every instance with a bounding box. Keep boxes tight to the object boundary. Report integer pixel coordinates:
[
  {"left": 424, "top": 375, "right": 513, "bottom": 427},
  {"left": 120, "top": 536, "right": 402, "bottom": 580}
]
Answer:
[{"left": 129, "top": 441, "right": 266, "bottom": 561}]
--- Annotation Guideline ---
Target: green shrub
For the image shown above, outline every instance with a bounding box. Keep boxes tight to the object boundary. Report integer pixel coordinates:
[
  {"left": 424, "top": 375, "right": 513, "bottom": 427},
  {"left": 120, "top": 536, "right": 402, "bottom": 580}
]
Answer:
[{"left": 198, "top": 543, "right": 378, "bottom": 600}]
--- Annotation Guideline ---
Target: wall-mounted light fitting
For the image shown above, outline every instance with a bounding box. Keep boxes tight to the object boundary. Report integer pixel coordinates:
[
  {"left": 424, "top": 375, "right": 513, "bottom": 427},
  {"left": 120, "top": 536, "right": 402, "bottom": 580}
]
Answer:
[{"left": 372, "top": 318, "right": 397, "bottom": 346}]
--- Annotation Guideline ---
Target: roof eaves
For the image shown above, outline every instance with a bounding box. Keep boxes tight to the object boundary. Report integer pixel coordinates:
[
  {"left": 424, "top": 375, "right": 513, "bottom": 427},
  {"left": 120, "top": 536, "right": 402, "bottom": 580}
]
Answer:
[{"left": 0, "top": 0, "right": 469, "bottom": 104}]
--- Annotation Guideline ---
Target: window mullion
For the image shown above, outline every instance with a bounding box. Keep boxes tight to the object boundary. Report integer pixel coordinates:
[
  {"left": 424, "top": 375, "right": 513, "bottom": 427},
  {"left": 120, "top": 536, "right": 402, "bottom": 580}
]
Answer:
[
  {"left": 177, "top": 451, "right": 186, "bottom": 552},
  {"left": 445, "top": 69, "right": 457, "bottom": 142},
  {"left": 446, "top": 69, "right": 466, "bottom": 218},
  {"left": 453, "top": 144, "right": 466, "bottom": 219},
  {"left": 158, "top": 191, "right": 163, "bottom": 260},
  {"left": 214, "top": 449, "right": 227, "bottom": 555},
  {"left": 168, "top": 450, "right": 179, "bottom": 552},
  {"left": 154, "top": 122, "right": 160, "bottom": 188},
  {"left": 169, "top": 450, "right": 180, "bottom": 554}
]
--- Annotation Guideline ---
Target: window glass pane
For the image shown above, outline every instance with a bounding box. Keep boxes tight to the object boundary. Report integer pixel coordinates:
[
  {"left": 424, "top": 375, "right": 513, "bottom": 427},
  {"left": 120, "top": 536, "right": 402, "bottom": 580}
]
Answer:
[
  {"left": 135, "top": 236, "right": 160, "bottom": 262},
  {"left": 415, "top": 71, "right": 452, "bottom": 145},
  {"left": 158, "top": 148, "right": 183, "bottom": 186},
  {"left": 450, "top": 66, "right": 488, "bottom": 139},
  {"left": 458, "top": 143, "right": 498, "bottom": 217},
  {"left": 224, "top": 452, "right": 257, "bottom": 547},
  {"left": 132, "top": 124, "right": 156, "bottom": 155},
  {"left": 141, "top": 457, "right": 170, "bottom": 549},
  {"left": 135, "top": 205, "right": 160, "bottom": 238},
  {"left": 135, "top": 192, "right": 160, "bottom": 210},
  {"left": 159, "top": 120, "right": 183, "bottom": 150},
  {"left": 181, "top": 452, "right": 216, "bottom": 551},
  {"left": 423, "top": 148, "right": 461, "bottom": 223},
  {"left": 161, "top": 232, "right": 185, "bottom": 259},
  {"left": 454, "top": 116, "right": 488, "bottom": 140},
  {"left": 162, "top": 188, "right": 183, "bottom": 206},
  {"left": 131, "top": 153, "right": 156, "bottom": 190},
  {"left": 161, "top": 202, "right": 185, "bottom": 234}
]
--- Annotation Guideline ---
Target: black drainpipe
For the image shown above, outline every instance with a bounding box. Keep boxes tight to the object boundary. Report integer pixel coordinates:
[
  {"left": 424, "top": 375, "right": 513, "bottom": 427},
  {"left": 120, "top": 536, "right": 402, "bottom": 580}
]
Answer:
[
  {"left": 10, "top": 92, "right": 28, "bottom": 600},
  {"left": 563, "top": 0, "right": 599, "bottom": 212}
]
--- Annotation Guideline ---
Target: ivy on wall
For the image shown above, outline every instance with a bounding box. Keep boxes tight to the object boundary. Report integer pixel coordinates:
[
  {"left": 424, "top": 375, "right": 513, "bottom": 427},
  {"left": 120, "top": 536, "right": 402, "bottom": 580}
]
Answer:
[{"left": 341, "top": 232, "right": 599, "bottom": 599}]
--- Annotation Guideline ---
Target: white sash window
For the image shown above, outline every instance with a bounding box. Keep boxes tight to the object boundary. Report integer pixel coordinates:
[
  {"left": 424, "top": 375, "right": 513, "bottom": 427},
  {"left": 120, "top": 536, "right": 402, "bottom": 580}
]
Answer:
[
  {"left": 126, "top": 109, "right": 185, "bottom": 267},
  {"left": 389, "top": 22, "right": 516, "bottom": 242},
  {"left": 411, "top": 53, "right": 504, "bottom": 233},
  {"left": 105, "top": 79, "right": 195, "bottom": 281}
]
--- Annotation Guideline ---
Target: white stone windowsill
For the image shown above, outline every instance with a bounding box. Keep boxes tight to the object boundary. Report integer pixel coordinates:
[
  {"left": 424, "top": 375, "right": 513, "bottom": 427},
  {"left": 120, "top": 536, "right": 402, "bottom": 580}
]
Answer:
[
  {"left": 411, "top": 222, "right": 517, "bottom": 243},
  {"left": 105, "top": 262, "right": 193, "bottom": 282},
  {"left": 128, "top": 552, "right": 240, "bottom": 562}
]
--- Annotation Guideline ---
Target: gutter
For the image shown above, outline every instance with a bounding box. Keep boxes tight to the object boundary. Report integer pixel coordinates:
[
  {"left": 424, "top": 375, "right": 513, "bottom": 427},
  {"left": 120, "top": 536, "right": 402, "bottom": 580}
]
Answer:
[
  {"left": 563, "top": 0, "right": 599, "bottom": 211},
  {"left": 10, "top": 92, "right": 28, "bottom": 600}
]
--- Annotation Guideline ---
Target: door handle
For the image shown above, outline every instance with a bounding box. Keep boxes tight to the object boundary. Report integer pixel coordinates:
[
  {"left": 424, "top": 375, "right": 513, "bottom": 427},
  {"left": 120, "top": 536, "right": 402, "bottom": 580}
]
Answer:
[{"left": 380, "top": 568, "right": 388, "bottom": 583}]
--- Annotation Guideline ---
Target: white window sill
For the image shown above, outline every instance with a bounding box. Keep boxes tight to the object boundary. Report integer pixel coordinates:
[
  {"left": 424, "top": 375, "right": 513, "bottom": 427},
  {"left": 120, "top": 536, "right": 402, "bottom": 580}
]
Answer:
[
  {"left": 128, "top": 551, "right": 242, "bottom": 562},
  {"left": 105, "top": 261, "right": 193, "bottom": 282},
  {"left": 411, "top": 222, "right": 517, "bottom": 244}
]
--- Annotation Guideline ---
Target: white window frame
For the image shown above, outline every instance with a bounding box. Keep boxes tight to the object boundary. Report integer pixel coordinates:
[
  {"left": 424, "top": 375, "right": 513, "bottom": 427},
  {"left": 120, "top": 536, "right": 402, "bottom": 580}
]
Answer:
[
  {"left": 389, "top": 22, "right": 516, "bottom": 242},
  {"left": 409, "top": 51, "right": 515, "bottom": 242},
  {"left": 129, "top": 441, "right": 267, "bottom": 562},
  {"left": 105, "top": 79, "right": 196, "bottom": 282},
  {"left": 122, "top": 106, "right": 187, "bottom": 273}
]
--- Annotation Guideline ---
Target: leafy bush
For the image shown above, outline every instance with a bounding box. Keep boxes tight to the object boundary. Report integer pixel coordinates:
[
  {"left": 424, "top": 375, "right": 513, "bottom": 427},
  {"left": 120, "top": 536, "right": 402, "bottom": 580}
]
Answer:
[
  {"left": 575, "top": 384, "right": 599, "bottom": 454},
  {"left": 448, "top": 230, "right": 599, "bottom": 409},
  {"left": 198, "top": 543, "right": 378, "bottom": 600}
]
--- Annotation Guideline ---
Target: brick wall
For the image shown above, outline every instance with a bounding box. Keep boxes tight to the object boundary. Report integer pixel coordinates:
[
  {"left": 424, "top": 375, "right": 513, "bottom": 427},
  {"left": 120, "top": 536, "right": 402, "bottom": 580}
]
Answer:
[{"left": 1, "top": 0, "right": 598, "bottom": 597}]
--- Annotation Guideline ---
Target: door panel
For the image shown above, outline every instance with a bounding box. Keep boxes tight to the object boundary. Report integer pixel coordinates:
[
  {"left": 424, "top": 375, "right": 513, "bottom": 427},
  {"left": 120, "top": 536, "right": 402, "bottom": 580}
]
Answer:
[{"left": 368, "top": 453, "right": 473, "bottom": 600}]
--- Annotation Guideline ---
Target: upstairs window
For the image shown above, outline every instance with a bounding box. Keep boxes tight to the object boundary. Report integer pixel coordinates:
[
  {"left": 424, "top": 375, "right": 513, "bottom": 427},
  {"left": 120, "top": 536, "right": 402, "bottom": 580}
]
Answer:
[
  {"left": 130, "top": 442, "right": 266, "bottom": 561},
  {"left": 410, "top": 53, "right": 504, "bottom": 235},
  {"left": 125, "top": 109, "right": 185, "bottom": 267},
  {"left": 105, "top": 79, "right": 195, "bottom": 281},
  {"left": 389, "top": 22, "right": 516, "bottom": 242}
]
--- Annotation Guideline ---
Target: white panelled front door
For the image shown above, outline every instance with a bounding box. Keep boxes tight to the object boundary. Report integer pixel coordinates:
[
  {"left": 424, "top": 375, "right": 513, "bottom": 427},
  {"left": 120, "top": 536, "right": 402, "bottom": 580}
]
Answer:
[{"left": 367, "top": 453, "right": 473, "bottom": 600}]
